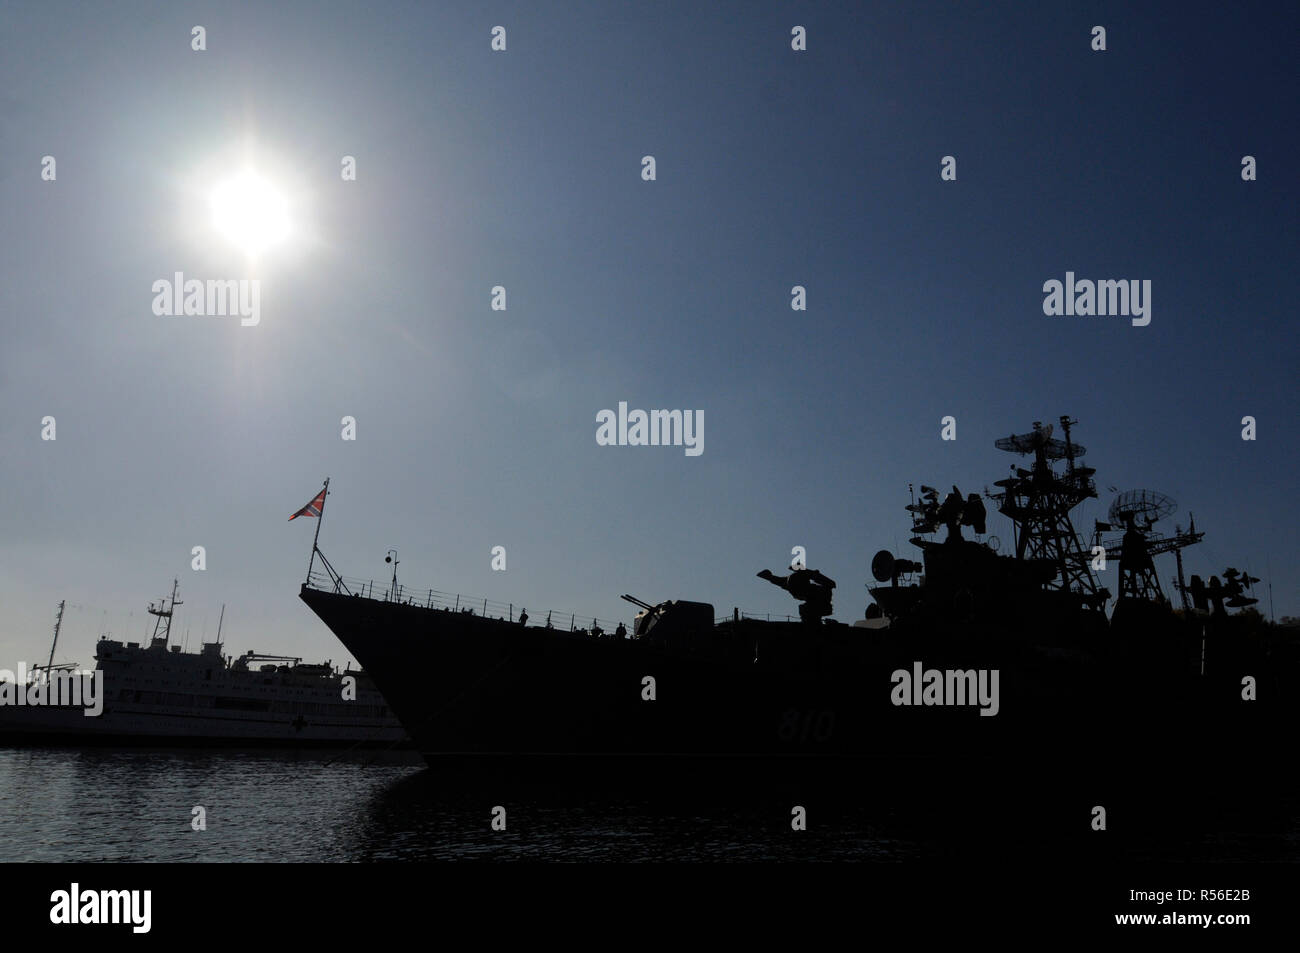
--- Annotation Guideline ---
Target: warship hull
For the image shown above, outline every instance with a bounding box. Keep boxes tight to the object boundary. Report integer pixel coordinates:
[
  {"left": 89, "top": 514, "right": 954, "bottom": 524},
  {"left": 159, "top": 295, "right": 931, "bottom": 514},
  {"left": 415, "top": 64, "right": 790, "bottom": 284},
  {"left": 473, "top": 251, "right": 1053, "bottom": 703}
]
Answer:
[{"left": 298, "top": 585, "right": 1283, "bottom": 771}]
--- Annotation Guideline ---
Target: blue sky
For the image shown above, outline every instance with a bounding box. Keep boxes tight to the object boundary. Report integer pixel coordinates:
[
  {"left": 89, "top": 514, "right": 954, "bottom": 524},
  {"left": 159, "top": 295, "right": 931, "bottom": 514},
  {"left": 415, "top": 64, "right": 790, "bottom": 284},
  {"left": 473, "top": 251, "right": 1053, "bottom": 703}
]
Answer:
[{"left": 1, "top": 1, "right": 1295, "bottom": 667}]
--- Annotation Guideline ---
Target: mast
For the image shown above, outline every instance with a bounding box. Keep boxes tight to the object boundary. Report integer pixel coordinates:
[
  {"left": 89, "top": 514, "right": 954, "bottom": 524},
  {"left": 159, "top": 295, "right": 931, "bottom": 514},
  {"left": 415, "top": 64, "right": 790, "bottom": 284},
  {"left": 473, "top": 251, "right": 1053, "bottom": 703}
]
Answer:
[
  {"left": 386, "top": 549, "right": 399, "bottom": 601},
  {"left": 147, "top": 579, "right": 182, "bottom": 648},
  {"left": 988, "top": 417, "right": 1102, "bottom": 602},
  {"left": 306, "top": 477, "right": 330, "bottom": 583},
  {"left": 216, "top": 604, "right": 225, "bottom": 643},
  {"left": 1173, "top": 544, "right": 1190, "bottom": 611},
  {"left": 1267, "top": 555, "right": 1275, "bottom": 624},
  {"left": 44, "top": 600, "right": 65, "bottom": 675}
]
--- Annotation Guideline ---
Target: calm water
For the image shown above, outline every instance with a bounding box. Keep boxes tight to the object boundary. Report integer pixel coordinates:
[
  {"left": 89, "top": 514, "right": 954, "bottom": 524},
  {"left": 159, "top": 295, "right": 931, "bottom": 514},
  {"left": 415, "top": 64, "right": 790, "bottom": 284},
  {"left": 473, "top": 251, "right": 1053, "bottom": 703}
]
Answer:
[{"left": 1, "top": 748, "right": 1296, "bottom": 862}]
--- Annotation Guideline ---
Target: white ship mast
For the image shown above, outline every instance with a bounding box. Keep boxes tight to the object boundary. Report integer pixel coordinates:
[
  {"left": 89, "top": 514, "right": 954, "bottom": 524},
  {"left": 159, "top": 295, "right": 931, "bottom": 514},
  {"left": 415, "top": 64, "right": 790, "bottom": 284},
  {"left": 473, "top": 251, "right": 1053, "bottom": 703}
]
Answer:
[{"left": 147, "top": 579, "right": 182, "bottom": 649}]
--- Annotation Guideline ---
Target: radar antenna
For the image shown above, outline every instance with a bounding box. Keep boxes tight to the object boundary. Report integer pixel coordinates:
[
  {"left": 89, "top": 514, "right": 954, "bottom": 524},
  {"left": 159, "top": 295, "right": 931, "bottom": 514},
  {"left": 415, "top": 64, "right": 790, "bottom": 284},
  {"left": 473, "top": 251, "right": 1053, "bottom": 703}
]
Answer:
[{"left": 1099, "top": 490, "right": 1198, "bottom": 607}]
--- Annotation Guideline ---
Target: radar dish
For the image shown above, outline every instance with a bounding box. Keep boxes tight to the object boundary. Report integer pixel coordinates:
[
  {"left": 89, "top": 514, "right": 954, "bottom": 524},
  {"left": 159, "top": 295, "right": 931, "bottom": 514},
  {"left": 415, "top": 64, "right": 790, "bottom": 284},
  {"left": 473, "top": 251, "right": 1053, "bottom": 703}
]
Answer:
[
  {"left": 1108, "top": 489, "right": 1177, "bottom": 527},
  {"left": 994, "top": 422, "right": 1088, "bottom": 459},
  {"left": 995, "top": 431, "right": 1046, "bottom": 455},
  {"left": 871, "top": 550, "right": 896, "bottom": 583},
  {"left": 995, "top": 434, "right": 1083, "bottom": 459}
]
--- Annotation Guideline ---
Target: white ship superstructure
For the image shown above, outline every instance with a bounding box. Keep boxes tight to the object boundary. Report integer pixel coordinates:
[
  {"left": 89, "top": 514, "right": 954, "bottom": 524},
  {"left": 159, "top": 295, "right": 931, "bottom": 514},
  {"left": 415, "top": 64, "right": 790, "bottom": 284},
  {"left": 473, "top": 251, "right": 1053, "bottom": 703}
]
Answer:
[{"left": 0, "top": 581, "right": 407, "bottom": 747}]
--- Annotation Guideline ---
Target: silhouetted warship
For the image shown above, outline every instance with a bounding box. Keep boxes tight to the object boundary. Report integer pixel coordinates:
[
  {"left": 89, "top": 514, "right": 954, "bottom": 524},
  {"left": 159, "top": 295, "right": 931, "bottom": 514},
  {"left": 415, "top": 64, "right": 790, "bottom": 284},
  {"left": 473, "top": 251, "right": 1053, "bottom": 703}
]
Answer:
[
  {"left": 297, "top": 419, "right": 1295, "bottom": 771},
  {"left": 0, "top": 581, "right": 407, "bottom": 747}
]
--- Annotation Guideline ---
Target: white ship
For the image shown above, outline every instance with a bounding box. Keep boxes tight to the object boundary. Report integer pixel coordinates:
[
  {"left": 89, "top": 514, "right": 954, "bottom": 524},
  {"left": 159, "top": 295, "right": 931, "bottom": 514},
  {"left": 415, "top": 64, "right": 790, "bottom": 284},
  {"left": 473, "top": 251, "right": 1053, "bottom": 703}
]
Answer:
[{"left": 0, "top": 581, "right": 408, "bottom": 747}]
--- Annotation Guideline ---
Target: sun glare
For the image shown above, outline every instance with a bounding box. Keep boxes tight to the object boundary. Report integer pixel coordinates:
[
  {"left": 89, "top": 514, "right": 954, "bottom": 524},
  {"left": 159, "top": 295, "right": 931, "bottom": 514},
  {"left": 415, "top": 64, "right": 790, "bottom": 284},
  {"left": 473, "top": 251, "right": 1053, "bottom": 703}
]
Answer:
[{"left": 209, "top": 171, "right": 290, "bottom": 256}]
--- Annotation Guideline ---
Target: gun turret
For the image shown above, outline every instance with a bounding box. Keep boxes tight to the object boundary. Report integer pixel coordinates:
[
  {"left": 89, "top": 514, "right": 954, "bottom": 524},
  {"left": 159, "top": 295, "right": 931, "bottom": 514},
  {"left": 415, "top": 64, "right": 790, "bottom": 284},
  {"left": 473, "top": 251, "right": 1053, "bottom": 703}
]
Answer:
[
  {"left": 620, "top": 594, "right": 714, "bottom": 640},
  {"left": 756, "top": 568, "right": 836, "bottom": 624}
]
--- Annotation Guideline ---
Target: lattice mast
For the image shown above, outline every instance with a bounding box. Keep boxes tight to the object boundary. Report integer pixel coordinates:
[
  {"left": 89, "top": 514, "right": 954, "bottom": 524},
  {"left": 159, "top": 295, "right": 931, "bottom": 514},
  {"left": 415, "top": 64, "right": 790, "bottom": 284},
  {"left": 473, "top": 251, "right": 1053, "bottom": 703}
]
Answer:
[
  {"left": 1098, "top": 492, "right": 1203, "bottom": 608},
  {"left": 46, "top": 600, "right": 65, "bottom": 673},
  {"left": 988, "top": 416, "right": 1103, "bottom": 601},
  {"left": 147, "top": 579, "right": 182, "bottom": 648}
]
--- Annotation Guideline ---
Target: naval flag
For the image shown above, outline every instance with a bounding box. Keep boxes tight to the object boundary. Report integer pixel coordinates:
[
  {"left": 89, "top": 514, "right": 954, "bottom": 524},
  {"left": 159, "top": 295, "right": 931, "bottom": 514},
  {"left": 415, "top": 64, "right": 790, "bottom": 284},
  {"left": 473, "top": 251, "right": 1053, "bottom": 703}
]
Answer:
[{"left": 289, "top": 487, "right": 327, "bottom": 520}]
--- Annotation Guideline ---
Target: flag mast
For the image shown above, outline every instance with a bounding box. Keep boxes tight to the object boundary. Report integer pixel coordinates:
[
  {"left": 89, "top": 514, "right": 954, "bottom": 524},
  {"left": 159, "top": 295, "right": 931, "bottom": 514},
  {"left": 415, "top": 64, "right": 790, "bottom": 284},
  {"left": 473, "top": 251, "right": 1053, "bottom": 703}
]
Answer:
[{"left": 306, "top": 477, "right": 330, "bottom": 583}]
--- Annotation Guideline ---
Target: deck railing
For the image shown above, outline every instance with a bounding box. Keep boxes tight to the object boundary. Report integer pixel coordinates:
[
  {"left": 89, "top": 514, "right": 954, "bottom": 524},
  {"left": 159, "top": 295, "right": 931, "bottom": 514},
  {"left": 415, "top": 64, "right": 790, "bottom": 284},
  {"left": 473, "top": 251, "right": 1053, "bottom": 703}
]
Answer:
[
  {"left": 304, "top": 564, "right": 795, "bottom": 632},
  {"left": 304, "top": 570, "right": 630, "bottom": 633},
  {"left": 716, "top": 611, "right": 797, "bottom": 624}
]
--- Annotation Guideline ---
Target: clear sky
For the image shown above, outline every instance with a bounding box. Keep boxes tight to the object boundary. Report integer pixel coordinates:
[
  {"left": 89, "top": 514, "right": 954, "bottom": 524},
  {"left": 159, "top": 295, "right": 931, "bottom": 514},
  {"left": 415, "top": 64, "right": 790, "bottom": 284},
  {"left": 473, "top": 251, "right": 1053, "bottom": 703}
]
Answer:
[{"left": 2, "top": 1, "right": 1296, "bottom": 669}]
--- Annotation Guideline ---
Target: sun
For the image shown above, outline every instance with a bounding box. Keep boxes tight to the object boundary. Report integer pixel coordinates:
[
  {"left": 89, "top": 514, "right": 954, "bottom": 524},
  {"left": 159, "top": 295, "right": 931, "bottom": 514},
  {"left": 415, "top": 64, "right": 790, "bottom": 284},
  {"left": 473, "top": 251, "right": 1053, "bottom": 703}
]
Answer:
[{"left": 209, "top": 170, "right": 290, "bottom": 256}]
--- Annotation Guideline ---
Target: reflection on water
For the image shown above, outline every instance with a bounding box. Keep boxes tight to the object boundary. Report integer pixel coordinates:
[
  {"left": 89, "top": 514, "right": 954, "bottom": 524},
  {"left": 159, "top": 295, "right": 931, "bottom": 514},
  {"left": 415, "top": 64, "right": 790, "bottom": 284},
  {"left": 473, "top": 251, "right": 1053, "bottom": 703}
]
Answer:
[{"left": 0, "top": 748, "right": 1295, "bottom": 862}]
